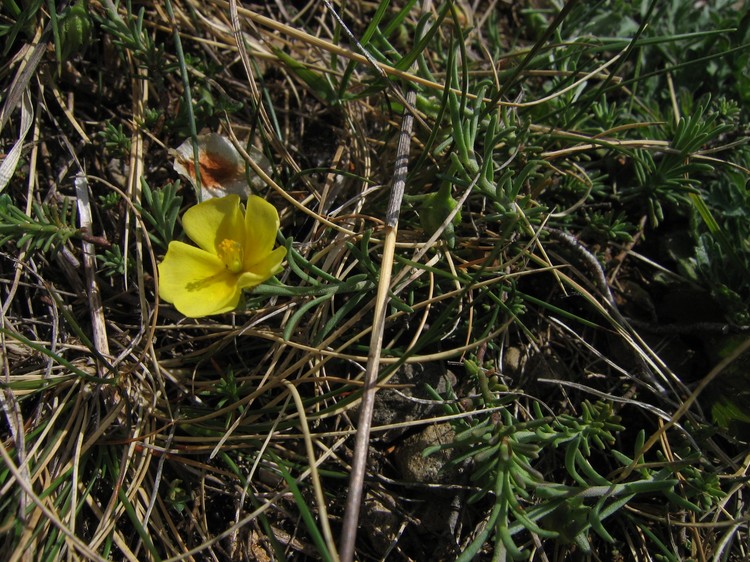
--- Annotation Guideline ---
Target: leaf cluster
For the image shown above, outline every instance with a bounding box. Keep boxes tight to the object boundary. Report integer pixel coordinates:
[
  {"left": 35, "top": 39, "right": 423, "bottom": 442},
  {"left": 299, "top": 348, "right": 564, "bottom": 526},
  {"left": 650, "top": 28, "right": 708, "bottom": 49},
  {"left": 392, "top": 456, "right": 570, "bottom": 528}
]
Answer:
[
  {"left": 138, "top": 179, "right": 182, "bottom": 251},
  {"left": 428, "top": 372, "right": 722, "bottom": 559},
  {"left": 0, "top": 194, "right": 80, "bottom": 254}
]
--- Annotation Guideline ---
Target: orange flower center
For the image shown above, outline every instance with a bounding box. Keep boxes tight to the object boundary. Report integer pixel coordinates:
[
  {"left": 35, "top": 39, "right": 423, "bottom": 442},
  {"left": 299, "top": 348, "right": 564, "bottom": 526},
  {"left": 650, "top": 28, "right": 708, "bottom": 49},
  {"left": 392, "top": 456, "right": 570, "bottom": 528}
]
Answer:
[{"left": 217, "top": 239, "right": 244, "bottom": 273}]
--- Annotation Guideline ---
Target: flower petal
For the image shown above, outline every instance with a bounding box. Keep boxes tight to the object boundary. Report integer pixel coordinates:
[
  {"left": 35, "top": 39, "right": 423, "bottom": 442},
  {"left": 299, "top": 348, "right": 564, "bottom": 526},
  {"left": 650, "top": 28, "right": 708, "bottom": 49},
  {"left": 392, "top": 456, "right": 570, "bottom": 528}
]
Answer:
[
  {"left": 183, "top": 195, "right": 244, "bottom": 255},
  {"left": 173, "top": 134, "right": 250, "bottom": 199},
  {"left": 237, "top": 246, "right": 288, "bottom": 289},
  {"left": 243, "top": 195, "right": 281, "bottom": 266},
  {"left": 158, "top": 241, "right": 242, "bottom": 317},
  {"left": 173, "top": 135, "right": 273, "bottom": 200}
]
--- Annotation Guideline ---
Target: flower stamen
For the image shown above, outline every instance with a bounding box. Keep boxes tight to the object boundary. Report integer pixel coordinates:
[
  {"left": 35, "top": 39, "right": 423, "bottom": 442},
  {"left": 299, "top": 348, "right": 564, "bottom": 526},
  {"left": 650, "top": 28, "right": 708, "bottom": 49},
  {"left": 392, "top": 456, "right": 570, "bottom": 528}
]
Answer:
[{"left": 217, "top": 239, "right": 244, "bottom": 273}]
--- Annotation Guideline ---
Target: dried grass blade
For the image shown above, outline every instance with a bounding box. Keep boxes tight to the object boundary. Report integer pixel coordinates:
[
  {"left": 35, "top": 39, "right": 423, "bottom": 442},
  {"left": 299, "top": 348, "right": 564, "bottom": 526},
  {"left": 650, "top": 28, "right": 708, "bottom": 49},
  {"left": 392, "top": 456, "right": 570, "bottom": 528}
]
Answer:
[
  {"left": 338, "top": 86, "right": 417, "bottom": 562},
  {"left": 75, "top": 174, "right": 110, "bottom": 370}
]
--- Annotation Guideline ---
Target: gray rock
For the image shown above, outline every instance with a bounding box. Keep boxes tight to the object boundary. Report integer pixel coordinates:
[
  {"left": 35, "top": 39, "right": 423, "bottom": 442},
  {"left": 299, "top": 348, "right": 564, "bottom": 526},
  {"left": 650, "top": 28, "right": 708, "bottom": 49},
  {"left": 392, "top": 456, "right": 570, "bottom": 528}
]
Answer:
[
  {"left": 394, "top": 422, "right": 460, "bottom": 485},
  {"left": 369, "top": 362, "right": 456, "bottom": 442}
]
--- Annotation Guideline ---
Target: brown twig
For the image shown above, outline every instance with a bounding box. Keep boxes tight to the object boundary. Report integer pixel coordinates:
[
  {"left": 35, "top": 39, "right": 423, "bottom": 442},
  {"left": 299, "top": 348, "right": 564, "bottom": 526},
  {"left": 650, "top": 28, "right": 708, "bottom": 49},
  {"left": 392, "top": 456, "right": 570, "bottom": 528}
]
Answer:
[{"left": 338, "top": 87, "right": 417, "bottom": 562}]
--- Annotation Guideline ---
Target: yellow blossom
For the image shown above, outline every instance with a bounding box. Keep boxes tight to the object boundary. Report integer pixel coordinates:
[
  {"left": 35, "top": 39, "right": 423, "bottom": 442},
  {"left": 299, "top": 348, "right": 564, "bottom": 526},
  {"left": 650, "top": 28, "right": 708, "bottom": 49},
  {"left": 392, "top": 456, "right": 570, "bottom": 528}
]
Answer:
[{"left": 158, "top": 194, "right": 286, "bottom": 317}]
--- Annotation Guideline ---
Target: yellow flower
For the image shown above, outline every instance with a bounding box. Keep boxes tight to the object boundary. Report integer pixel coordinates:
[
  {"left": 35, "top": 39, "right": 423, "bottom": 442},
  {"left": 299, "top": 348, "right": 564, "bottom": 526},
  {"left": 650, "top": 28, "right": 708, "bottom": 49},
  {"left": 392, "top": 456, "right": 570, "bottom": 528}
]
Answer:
[{"left": 158, "top": 194, "right": 286, "bottom": 317}]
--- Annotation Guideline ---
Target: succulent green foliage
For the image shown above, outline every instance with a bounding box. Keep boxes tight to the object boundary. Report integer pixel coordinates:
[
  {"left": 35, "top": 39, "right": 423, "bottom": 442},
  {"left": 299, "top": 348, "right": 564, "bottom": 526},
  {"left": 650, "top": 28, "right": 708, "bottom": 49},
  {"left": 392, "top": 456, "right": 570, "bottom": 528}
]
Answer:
[
  {"left": 0, "top": 0, "right": 43, "bottom": 54},
  {"left": 272, "top": 46, "right": 339, "bottom": 105},
  {"left": 96, "top": 244, "right": 131, "bottom": 277},
  {"left": 96, "top": 0, "right": 163, "bottom": 71},
  {"left": 581, "top": 209, "right": 634, "bottom": 243},
  {"left": 98, "top": 122, "right": 132, "bottom": 158},
  {"left": 214, "top": 369, "right": 241, "bottom": 409},
  {"left": 138, "top": 179, "right": 183, "bottom": 251},
  {"left": 426, "top": 361, "right": 723, "bottom": 559},
  {"left": 688, "top": 169, "right": 750, "bottom": 326},
  {"left": 621, "top": 101, "right": 731, "bottom": 227},
  {"left": 0, "top": 194, "right": 80, "bottom": 254},
  {"left": 418, "top": 182, "right": 461, "bottom": 247},
  {"left": 702, "top": 336, "right": 750, "bottom": 430},
  {"left": 711, "top": 394, "right": 750, "bottom": 430},
  {"left": 165, "top": 479, "right": 191, "bottom": 513},
  {"left": 56, "top": 0, "right": 92, "bottom": 63},
  {"left": 98, "top": 191, "right": 122, "bottom": 211}
]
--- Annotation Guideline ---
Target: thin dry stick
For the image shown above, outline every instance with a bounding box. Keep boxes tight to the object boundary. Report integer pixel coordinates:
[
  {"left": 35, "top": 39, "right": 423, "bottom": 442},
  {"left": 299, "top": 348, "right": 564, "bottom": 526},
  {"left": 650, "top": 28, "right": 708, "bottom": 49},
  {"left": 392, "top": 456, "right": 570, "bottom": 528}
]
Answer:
[
  {"left": 126, "top": 65, "right": 150, "bottom": 336},
  {"left": 74, "top": 175, "right": 110, "bottom": 368},
  {"left": 338, "top": 89, "right": 417, "bottom": 562}
]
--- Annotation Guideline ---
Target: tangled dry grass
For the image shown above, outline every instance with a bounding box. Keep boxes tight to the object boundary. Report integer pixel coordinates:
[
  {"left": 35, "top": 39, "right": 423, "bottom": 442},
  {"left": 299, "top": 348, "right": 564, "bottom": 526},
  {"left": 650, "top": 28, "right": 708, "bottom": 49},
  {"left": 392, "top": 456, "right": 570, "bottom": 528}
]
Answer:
[{"left": 1, "top": 1, "right": 749, "bottom": 561}]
